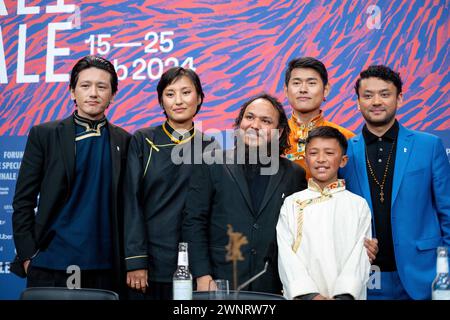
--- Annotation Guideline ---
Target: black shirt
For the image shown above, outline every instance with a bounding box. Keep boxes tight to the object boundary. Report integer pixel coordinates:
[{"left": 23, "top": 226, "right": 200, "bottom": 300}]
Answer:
[
  {"left": 242, "top": 163, "right": 270, "bottom": 213},
  {"left": 362, "top": 120, "right": 399, "bottom": 272}
]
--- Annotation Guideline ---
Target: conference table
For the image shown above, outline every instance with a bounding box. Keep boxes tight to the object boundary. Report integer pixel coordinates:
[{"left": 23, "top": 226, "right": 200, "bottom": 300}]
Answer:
[{"left": 193, "top": 290, "right": 286, "bottom": 300}]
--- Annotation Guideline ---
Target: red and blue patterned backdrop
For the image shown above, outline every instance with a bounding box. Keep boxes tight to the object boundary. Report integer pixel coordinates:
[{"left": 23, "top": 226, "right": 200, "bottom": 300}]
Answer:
[
  {"left": 0, "top": 0, "right": 449, "bottom": 299},
  {"left": 0, "top": 0, "right": 449, "bottom": 134}
]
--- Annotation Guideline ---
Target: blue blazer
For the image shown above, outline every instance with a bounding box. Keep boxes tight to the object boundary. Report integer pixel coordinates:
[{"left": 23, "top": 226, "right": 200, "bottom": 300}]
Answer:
[{"left": 340, "top": 123, "right": 450, "bottom": 300}]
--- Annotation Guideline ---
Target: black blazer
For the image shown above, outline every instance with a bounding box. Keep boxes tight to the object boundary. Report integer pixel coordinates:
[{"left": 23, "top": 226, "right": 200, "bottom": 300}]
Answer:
[
  {"left": 182, "top": 149, "right": 307, "bottom": 293},
  {"left": 11, "top": 115, "right": 130, "bottom": 290}
]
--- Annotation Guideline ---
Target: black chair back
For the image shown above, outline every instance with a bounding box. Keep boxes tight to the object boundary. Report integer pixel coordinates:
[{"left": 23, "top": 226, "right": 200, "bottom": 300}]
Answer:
[{"left": 20, "top": 287, "right": 119, "bottom": 300}]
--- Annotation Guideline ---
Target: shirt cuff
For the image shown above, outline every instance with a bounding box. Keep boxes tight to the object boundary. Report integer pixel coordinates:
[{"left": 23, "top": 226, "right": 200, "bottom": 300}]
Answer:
[{"left": 293, "top": 293, "right": 320, "bottom": 300}]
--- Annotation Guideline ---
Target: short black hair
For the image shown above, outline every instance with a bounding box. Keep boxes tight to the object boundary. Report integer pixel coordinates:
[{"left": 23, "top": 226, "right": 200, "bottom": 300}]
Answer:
[
  {"left": 354, "top": 65, "right": 402, "bottom": 97},
  {"left": 285, "top": 57, "right": 328, "bottom": 87},
  {"left": 306, "top": 126, "right": 348, "bottom": 154},
  {"left": 233, "top": 93, "right": 291, "bottom": 155},
  {"left": 70, "top": 55, "right": 118, "bottom": 95},
  {"left": 157, "top": 67, "right": 205, "bottom": 116}
]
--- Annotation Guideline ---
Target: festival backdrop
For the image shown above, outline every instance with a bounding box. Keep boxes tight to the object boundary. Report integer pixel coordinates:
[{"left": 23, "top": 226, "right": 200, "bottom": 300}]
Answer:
[{"left": 0, "top": 0, "right": 449, "bottom": 299}]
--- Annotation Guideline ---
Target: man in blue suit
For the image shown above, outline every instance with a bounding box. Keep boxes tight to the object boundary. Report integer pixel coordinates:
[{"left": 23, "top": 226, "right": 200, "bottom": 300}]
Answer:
[{"left": 340, "top": 65, "right": 450, "bottom": 300}]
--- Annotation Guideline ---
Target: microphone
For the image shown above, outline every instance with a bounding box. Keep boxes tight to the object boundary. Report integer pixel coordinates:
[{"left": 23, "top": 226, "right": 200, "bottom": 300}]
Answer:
[
  {"left": 236, "top": 257, "right": 272, "bottom": 294},
  {"left": 235, "top": 241, "right": 276, "bottom": 295}
]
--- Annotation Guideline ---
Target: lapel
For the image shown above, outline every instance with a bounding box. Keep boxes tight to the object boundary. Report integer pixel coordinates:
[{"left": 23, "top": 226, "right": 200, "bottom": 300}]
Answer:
[
  {"left": 257, "top": 158, "right": 286, "bottom": 217},
  {"left": 57, "top": 116, "right": 75, "bottom": 189},
  {"left": 352, "top": 134, "right": 374, "bottom": 212},
  {"left": 392, "top": 124, "right": 414, "bottom": 206},
  {"left": 108, "top": 122, "right": 122, "bottom": 193},
  {"left": 224, "top": 150, "right": 254, "bottom": 213}
]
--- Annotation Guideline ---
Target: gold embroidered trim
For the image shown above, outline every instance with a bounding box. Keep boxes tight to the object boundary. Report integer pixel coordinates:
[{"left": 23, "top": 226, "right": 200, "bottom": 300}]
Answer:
[
  {"left": 74, "top": 121, "right": 107, "bottom": 141},
  {"left": 143, "top": 138, "right": 159, "bottom": 177},
  {"left": 286, "top": 111, "right": 325, "bottom": 161},
  {"left": 162, "top": 121, "right": 196, "bottom": 145},
  {"left": 307, "top": 178, "right": 346, "bottom": 194},
  {"left": 292, "top": 194, "right": 332, "bottom": 253},
  {"left": 291, "top": 179, "right": 346, "bottom": 253}
]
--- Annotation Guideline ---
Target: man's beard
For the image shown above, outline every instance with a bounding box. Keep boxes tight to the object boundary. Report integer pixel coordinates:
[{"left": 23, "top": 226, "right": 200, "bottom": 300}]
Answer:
[
  {"left": 364, "top": 109, "right": 396, "bottom": 127},
  {"left": 234, "top": 131, "right": 281, "bottom": 175},
  {"left": 244, "top": 142, "right": 273, "bottom": 164},
  {"left": 234, "top": 129, "right": 280, "bottom": 167}
]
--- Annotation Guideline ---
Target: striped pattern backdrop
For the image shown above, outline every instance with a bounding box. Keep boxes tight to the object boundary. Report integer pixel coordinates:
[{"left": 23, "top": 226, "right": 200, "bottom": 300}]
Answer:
[{"left": 0, "top": 0, "right": 448, "bottom": 135}]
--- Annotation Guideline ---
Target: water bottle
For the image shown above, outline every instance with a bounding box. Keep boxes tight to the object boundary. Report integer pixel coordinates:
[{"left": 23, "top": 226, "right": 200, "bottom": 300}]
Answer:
[
  {"left": 431, "top": 246, "right": 450, "bottom": 300},
  {"left": 173, "top": 242, "right": 193, "bottom": 300}
]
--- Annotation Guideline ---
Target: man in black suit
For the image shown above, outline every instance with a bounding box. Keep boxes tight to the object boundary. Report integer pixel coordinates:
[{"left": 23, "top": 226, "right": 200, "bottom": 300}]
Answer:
[
  {"left": 182, "top": 93, "right": 307, "bottom": 294},
  {"left": 11, "top": 55, "right": 130, "bottom": 296}
]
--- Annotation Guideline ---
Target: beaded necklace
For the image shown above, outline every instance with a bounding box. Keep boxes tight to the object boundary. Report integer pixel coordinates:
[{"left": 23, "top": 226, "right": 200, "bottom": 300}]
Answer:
[{"left": 365, "top": 141, "right": 395, "bottom": 203}]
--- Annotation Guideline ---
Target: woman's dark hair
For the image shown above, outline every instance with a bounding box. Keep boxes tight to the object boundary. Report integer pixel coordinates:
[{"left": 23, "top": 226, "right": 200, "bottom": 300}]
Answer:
[
  {"left": 70, "top": 55, "right": 118, "bottom": 95},
  {"left": 233, "top": 93, "right": 291, "bottom": 155},
  {"left": 157, "top": 67, "right": 205, "bottom": 115}
]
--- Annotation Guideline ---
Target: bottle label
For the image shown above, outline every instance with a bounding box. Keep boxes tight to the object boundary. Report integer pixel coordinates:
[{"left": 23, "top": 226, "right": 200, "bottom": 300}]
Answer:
[
  {"left": 177, "top": 252, "right": 188, "bottom": 267},
  {"left": 173, "top": 280, "right": 192, "bottom": 300},
  {"left": 432, "top": 290, "right": 450, "bottom": 300},
  {"left": 436, "top": 257, "right": 449, "bottom": 274}
]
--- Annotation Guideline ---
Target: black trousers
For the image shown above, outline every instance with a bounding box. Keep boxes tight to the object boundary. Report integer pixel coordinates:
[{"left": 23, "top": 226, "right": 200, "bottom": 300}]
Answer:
[{"left": 26, "top": 266, "right": 114, "bottom": 291}]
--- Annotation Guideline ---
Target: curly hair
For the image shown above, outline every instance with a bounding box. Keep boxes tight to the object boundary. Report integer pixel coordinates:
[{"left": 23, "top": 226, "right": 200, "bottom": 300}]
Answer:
[{"left": 233, "top": 93, "right": 291, "bottom": 155}]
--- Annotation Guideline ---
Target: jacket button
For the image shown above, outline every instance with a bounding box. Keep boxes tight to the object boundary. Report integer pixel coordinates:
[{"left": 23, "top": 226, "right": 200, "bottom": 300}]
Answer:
[
  {"left": 251, "top": 248, "right": 257, "bottom": 255},
  {"left": 253, "top": 223, "right": 259, "bottom": 229}
]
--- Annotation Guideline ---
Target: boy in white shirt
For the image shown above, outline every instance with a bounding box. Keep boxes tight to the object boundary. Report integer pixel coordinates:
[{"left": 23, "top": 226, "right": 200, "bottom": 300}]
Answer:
[{"left": 277, "top": 126, "right": 372, "bottom": 300}]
